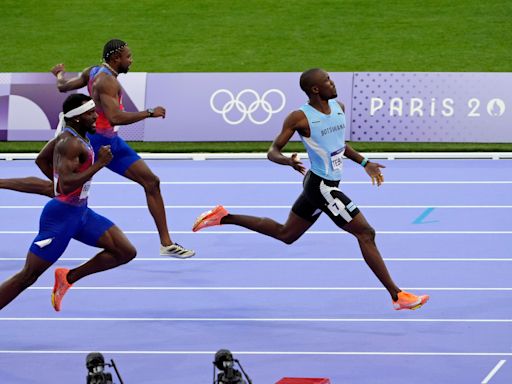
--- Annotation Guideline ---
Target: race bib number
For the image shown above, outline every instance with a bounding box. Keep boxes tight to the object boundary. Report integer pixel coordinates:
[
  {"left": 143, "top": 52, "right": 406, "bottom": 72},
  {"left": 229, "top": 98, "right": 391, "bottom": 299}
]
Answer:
[
  {"left": 330, "top": 148, "right": 345, "bottom": 171},
  {"left": 79, "top": 180, "right": 92, "bottom": 200}
]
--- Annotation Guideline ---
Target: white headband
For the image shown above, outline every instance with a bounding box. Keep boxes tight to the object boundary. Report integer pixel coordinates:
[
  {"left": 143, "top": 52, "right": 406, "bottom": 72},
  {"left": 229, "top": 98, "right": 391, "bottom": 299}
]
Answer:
[
  {"left": 55, "top": 100, "right": 96, "bottom": 137},
  {"left": 64, "top": 99, "right": 96, "bottom": 118}
]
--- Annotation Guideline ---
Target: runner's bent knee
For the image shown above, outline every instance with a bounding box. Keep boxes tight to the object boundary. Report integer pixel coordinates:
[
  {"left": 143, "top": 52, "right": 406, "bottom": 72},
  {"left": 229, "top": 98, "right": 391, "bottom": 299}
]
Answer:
[
  {"left": 352, "top": 224, "right": 376, "bottom": 243},
  {"left": 118, "top": 243, "right": 137, "bottom": 263},
  {"left": 279, "top": 229, "right": 300, "bottom": 244},
  {"left": 140, "top": 172, "right": 160, "bottom": 192}
]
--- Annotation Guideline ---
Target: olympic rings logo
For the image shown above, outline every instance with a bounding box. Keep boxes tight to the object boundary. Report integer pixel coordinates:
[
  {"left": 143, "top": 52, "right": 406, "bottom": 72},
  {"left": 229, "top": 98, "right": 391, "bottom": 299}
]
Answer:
[{"left": 210, "top": 89, "right": 286, "bottom": 125}]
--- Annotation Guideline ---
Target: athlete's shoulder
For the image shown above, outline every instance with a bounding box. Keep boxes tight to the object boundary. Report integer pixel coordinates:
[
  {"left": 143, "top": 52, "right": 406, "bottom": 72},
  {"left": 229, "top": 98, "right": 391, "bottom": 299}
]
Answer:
[
  {"left": 286, "top": 109, "right": 308, "bottom": 125},
  {"left": 282, "top": 109, "right": 309, "bottom": 135},
  {"left": 289, "top": 108, "right": 307, "bottom": 118},
  {"left": 82, "top": 65, "right": 96, "bottom": 74},
  {"left": 93, "top": 71, "right": 120, "bottom": 92},
  {"left": 56, "top": 132, "right": 84, "bottom": 154},
  {"left": 78, "top": 66, "right": 96, "bottom": 80}
]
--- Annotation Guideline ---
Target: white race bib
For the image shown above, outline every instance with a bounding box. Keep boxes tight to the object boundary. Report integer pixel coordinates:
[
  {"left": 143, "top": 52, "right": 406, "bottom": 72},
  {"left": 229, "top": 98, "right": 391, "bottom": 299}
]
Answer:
[
  {"left": 330, "top": 148, "right": 345, "bottom": 171},
  {"left": 79, "top": 180, "right": 92, "bottom": 200}
]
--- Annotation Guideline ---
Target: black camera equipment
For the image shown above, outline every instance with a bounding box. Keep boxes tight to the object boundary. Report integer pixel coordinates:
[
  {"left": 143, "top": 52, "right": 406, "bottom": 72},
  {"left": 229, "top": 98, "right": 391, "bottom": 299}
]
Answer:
[
  {"left": 212, "top": 349, "right": 253, "bottom": 384},
  {"left": 86, "top": 352, "right": 124, "bottom": 384}
]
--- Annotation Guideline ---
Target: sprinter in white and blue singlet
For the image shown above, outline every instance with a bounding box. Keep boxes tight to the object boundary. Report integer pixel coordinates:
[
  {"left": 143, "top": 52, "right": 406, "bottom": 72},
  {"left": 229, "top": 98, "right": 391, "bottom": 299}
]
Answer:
[
  {"left": 193, "top": 69, "right": 429, "bottom": 311},
  {"left": 0, "top": 94, "right": 136, "bottom": 312}
]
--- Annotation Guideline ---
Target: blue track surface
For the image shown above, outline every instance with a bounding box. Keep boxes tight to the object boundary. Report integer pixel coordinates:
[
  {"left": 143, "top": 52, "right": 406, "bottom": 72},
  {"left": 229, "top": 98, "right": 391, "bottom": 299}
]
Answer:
[{"left": 0, "top": 158, "right": 511, "bottom": 383}]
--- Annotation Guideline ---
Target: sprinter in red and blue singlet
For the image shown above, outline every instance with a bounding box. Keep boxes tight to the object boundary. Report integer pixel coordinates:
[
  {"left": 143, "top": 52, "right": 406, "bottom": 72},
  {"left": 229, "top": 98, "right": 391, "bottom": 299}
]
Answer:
[
  {"left": 85, "top": 64, "right": 141, "bottom": 175},
  {"left": 50, "top": 39, "right": 195, "bottom": 257},
  {"left": 0, "top": 94, "right": 136, "bottom": 312},
  {"left": 29, "top": 127, "right": 114, "bottom": 263}
]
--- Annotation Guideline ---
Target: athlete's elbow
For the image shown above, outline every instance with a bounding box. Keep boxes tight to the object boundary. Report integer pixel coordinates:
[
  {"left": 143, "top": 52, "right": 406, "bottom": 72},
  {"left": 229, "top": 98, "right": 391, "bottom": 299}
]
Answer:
[
  {"left": 267, "top": 148, "right": 277, "bottom": 162},
  {"left": 35, "top": 157, "right": 44, "bottom": 169},
  {"left": 56, "top": 84, "right": 70, "bottom": 93},
  {"left": 267, "top": 152, "right": 282, "bottom": 166}
]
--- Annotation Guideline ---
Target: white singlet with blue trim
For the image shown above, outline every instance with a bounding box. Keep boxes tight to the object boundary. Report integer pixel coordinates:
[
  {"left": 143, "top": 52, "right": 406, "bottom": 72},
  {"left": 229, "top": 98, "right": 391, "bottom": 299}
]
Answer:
[{"left": 299, "top": 99, "right": 346, "bottom": 181}]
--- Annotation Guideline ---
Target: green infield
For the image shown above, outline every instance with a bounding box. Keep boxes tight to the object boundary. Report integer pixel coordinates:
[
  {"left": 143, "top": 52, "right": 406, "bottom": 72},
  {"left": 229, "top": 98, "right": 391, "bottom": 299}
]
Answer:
[
  {"left": 1, "top": 1, "right": 510, "bottom": 72},
  {"left": 1, "top": 141, "right": 511, "bottom": 153}
]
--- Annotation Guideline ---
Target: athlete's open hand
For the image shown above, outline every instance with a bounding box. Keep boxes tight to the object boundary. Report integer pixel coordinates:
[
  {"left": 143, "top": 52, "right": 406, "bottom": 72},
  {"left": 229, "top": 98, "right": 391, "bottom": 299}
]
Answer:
[
  {"left": 97, "top": 145, "right": 113, "bottom": 166},
  {"left": 151, "top": 106, "right": 166, "bottom": 119},
  {"left": 365, "top": 161, "right": 386, "bottom": 186},
  {"left": 289, "top": 153, "right": 306, "bottom": 175},
  {"left": 51, "top": 64, "right": 65, "bottom": 77}
]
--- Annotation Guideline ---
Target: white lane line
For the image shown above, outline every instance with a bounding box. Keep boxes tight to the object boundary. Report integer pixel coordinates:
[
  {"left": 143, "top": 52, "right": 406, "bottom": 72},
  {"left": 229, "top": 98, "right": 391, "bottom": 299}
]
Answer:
[
  {"left": 0, "top": 350, "right": 510, "bottom": 356},
  {"left": 1, "top": 205, "right": 511, "bottom": 209},
  {"left": 482, "top": 360, "right": 507, "bottom": 384},
  {"left": 2, "top": 257, "right": 512, "bottom": 262},
  {"left": 1, "top": 231, "right": 511, "bottom": 235},
  {"left": 95, "top": 181, "right": 303, "bottom": 185},
  {"left": 0, "top": 317, "right": 510, "bottom": 323},
  {"left": 89, "top": 181, "right": 512, "bottom": 185},
  {"left": 25, "top": 286, "right": 512, "bottom": 291}
]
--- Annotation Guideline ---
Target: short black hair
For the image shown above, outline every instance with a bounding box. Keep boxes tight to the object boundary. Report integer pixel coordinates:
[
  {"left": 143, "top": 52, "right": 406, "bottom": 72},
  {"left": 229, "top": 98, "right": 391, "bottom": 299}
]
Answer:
[
  {"left": 299, "top": 68, "right": 322, "bottom": 96},
  {"left": 102, "top": 39, "right": 127, "bottom": 61},
  {"left": 63, "top": 93, "right": 92, "bottom": 115}
]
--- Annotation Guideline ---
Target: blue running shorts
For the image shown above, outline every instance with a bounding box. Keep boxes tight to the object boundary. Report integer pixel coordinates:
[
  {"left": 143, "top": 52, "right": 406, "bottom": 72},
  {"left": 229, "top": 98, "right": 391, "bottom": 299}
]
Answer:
[
  {"left": 29, "top": 199, "right": 114, "bottom": 263},
  {"left": 88, "top": 133, "right": 141, "bottom": 176}
]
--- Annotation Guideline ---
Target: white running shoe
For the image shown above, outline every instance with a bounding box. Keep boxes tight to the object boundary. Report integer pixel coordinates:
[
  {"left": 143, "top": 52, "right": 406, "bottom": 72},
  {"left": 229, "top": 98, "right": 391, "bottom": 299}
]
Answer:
[{"left": 160, "top": 243, "right": 195, "bottom": 258}]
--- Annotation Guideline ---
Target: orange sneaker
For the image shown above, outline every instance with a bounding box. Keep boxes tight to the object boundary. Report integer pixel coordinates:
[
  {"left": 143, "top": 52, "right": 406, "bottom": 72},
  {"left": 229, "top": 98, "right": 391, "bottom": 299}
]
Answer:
[
  {"left": 51, "top": 268, "right": 73, "bottom": 312},
  {"left": 393, "top": 291, "right": 429, "bottom": 310},
  {"left": 192, "top": 205, "right": 228, "bottom": 232}
]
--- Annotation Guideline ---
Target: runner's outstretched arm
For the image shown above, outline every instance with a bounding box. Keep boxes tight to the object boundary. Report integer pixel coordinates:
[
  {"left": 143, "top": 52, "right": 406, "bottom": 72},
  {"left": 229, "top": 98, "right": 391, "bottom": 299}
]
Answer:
[{"left": 51, "top": 64, "right": 92, "bottom": 92}]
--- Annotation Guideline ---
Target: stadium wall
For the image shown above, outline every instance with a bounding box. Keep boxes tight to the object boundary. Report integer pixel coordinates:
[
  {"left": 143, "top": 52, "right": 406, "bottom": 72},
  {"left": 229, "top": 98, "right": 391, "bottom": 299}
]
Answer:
[{"left": 0, "top": 72, "right": 510, "bottom": 142}]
